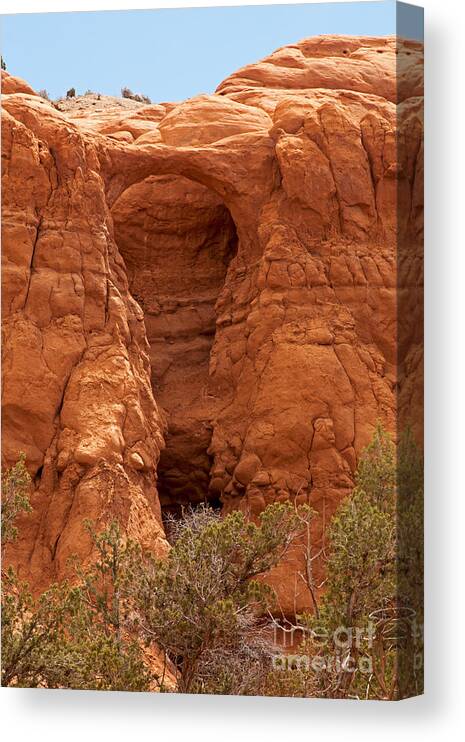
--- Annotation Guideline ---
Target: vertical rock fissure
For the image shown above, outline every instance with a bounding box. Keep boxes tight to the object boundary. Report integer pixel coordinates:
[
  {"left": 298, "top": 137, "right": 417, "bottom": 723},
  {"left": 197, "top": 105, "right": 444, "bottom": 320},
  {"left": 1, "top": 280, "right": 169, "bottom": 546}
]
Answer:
[{"left": 111, "top": 174, "right": 238, "bottom": 517}]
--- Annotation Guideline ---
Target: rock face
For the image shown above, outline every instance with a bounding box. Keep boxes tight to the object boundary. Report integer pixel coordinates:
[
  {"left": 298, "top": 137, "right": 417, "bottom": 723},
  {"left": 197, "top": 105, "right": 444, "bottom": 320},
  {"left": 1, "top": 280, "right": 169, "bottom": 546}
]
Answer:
[
  {"left": 1, "top": 92, "right": 168, "bottom": 589},
  {"left": 1, "top": 70, "right": 38, "bottom": 96},
  {"left": 1, "top": 37, "right": 423, "bottom": 611}
]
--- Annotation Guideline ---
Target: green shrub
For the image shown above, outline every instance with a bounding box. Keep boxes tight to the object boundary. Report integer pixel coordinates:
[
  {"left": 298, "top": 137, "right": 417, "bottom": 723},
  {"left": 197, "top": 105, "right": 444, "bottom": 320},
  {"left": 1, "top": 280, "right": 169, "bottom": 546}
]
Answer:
[
  {"left": 1, "top": 428, "right": 422, "bottom": 698},
  {"left": 296, "top": 424, "right": 423, "bottom": 700},
  {"left": 126, "top": 502, "right": 302, "bottom": 693},
  {"left": 1, "top": 458, "right": 302, "bottom": 693},
  {"left": 1, "top": 453, "right": 31, "bottom": 546}
]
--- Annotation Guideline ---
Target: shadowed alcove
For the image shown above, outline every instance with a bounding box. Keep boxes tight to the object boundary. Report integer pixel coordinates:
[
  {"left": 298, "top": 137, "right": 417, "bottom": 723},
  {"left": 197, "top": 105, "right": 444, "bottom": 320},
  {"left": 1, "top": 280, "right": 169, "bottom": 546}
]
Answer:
[{"left": 111, "top": 173, "right": 238, "bottom": 515}]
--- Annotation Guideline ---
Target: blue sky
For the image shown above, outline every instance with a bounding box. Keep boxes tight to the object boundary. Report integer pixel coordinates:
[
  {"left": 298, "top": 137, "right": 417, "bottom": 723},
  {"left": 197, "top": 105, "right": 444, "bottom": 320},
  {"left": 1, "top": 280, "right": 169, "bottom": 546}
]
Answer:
[{"left": 1, "top": 2, "right": 423, "bottom": 102}]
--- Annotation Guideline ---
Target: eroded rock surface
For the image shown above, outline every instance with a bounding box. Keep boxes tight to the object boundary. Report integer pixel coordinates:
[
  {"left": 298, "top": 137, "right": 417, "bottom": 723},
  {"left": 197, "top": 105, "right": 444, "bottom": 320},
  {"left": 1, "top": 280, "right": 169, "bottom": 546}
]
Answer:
[
  {"left": 1, "top": 92, "right": 168, "bottom": 589},
  {"left": 112, "top": 174, "right": 237, "bottom": 513},
  {"left": 1, "top": 37, "right": 423, "bottom": 610}
]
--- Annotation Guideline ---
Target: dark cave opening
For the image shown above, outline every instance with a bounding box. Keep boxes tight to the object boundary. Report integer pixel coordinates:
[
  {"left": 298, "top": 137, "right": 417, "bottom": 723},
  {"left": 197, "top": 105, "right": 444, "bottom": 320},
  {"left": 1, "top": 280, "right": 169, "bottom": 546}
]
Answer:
[
  {"left": 34, "top": 465, "right": 43, "bottom": 486},
  {"left": 111, "top": 173, "right": 238, "bottom": 517}
]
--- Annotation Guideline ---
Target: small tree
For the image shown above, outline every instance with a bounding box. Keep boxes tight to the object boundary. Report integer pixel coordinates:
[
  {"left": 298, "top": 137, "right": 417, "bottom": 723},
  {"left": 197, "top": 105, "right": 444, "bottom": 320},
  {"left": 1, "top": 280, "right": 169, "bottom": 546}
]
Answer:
[
  {"left": 355, "top": 423, "right": 397, "bottom": 513},
  {"left": 296, "top": 424, "right": 423, "bottom": 700},
  {"left": 51, "top": 521, "right": 151, "bottom": 691},
  {"left": 1, "top": 56, "right": 6, "bottom": 71},
  {"left": 127, "top": 503, "right": 302, "bottom": 693},
  {"left": 1, "top": 455, "right": 66, "bottom": 688},
  {"left": 1, "top": 573, "right": 70, "bottom": 687},
  {"left": 1, "top": 458, "right": 150, "bottom": 690},
  {"left": 1, "top": 516, "right": 151, "bottom": 690},
  {"left": 1, "top": 453, "right": 31, "bottom": 549}
]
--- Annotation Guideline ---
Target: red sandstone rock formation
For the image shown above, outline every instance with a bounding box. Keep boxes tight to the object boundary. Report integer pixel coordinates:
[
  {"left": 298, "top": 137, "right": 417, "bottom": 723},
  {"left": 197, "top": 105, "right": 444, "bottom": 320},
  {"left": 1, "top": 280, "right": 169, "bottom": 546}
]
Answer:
[
  {"left": 1, "top": 36, "right": 423, "bottom": 611},
  {"left": 1, "top": 93, "right": 168, "bottom": 589},
  {"left": 1, "top": 70, "right": 38, "bottom": 96}
]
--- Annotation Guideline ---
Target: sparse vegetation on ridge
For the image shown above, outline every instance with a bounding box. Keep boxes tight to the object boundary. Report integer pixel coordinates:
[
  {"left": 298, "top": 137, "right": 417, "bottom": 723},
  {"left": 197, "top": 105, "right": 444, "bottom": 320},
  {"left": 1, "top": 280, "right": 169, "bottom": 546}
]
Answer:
[{"left": 121, "top": 86, "right": 151, "bottom": 104}]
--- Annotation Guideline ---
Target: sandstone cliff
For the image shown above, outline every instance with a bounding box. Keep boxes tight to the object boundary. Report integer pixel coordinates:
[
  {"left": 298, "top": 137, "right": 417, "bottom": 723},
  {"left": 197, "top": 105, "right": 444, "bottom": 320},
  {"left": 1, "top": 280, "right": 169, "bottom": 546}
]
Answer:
[{"left": 1, "top": 36, "right": 423, "bottom": 611}]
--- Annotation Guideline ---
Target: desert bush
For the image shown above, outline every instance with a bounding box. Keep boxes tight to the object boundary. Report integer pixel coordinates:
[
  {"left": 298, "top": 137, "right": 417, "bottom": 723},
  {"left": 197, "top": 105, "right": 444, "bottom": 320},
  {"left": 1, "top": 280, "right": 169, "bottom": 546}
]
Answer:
[
  {"left": 1, "top": 459, "right": 149, "bottom": 690},
  {"left": 1, "top": 453, "right": 31, "bottom": 547},
  {"left": 2, "top": 571, "right": 69, "bottom": 688},
  {"left": 1, "top": 429, "right": 422, "bottom": 697},
  {"left": 48, "top": 521, "right": 151, "bottom": 691},
  {"left": 66, "top": 87, "right": 76, "bottom": 98},
  {"left": 121, "top": 86, "right": 151, "bottom": 104},
  {"left": 1, "top": 461, "right": 303, "bottom": 693},
  {"left": 294, "top": 424, "right": 423, "bottom": 700},
  {"left": 1, "top": 525, "right": 150, "bottom": 690},
  {"left": 1, "top": 456, "right": 66, "bottom": 687},
  {"left": 126, "top": 502, "right": 303, "bottom": 693}
]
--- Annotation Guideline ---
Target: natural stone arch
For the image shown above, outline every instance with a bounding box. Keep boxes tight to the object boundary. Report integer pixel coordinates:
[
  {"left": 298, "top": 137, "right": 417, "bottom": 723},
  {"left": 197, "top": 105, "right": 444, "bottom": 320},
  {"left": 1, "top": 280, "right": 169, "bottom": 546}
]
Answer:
[{"left": 98, "top": 132, "right": 278, "bottom": 261}]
